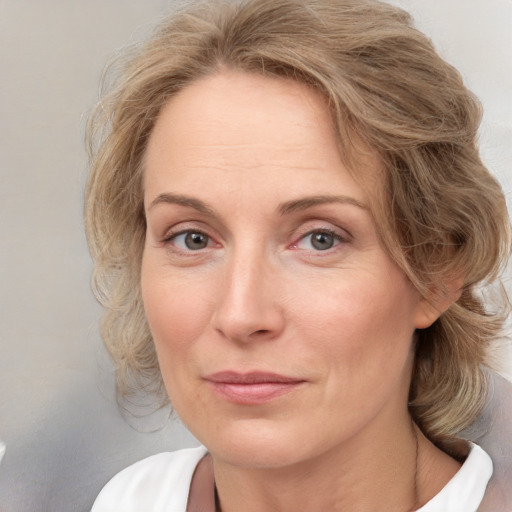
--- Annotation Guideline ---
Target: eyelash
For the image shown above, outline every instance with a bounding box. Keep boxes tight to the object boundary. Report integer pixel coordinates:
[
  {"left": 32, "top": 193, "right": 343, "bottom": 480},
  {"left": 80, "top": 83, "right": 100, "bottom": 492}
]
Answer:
[
  {"left": 160, "top": 224, "right": 350, "bottom": 255},
  {"left": 290, "top": 227, "right": 348, "bottom": 252},
  {"left": 161, "top": 228, "right": 216, "bottom": 252}
]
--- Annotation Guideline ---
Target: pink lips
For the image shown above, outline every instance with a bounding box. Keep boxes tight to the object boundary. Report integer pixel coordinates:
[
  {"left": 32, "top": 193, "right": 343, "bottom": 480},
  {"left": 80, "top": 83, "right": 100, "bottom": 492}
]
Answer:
[{"left": 204, "top": 371, "right": 306, "bottom": 405}]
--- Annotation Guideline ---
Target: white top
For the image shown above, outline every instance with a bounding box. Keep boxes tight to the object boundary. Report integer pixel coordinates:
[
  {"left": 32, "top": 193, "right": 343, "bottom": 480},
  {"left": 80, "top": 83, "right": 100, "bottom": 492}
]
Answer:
[{"left": 91, "top": 443, "right": 493, "bottom": 512}]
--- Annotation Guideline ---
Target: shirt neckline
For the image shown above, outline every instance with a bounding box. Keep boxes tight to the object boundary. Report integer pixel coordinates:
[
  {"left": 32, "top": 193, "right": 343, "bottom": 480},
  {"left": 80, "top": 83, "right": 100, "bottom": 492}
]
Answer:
[{"left": 186, "top": 443, "right": 493, "bottom": 512}]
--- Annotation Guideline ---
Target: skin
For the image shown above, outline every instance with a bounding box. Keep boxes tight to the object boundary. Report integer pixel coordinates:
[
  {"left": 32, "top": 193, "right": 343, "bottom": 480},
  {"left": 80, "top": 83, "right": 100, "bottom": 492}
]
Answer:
[{"left": 141, "top": 71, "right": 460, "bottom": 511}]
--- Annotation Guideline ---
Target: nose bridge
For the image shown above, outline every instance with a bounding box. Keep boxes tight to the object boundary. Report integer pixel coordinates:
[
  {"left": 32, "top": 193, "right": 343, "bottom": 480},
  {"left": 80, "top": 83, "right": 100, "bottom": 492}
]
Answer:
[
  {"left": 213, "top": 240, "right": 283, "bottom": 342},
  {"left": 227, "top": 249, "right": 262, "bottom": 300}
]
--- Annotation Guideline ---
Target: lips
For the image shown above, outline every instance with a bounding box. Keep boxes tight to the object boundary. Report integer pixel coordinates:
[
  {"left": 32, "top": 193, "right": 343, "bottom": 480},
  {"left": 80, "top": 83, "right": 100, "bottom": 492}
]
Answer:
[{"left": 204, "top": 371, "right": 306, "bottom": 405}]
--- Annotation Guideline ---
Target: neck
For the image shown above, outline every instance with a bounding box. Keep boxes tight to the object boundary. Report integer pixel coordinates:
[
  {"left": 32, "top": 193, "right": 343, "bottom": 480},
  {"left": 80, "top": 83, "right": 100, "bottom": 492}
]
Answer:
[{"left": 212, "top": 413, "right": 421, "bottom": 512}]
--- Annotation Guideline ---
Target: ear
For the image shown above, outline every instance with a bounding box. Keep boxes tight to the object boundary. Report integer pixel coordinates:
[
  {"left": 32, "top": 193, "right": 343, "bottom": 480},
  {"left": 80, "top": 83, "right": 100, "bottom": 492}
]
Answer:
[{"left": 414, "top": 276, "right": 464, "bottom": 329}]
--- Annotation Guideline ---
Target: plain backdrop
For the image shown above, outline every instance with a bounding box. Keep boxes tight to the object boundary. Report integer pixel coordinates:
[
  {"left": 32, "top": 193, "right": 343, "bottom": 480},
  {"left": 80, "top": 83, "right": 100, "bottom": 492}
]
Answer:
[{"left": 0, "top": 1, "right": 511, "bottom": 511}]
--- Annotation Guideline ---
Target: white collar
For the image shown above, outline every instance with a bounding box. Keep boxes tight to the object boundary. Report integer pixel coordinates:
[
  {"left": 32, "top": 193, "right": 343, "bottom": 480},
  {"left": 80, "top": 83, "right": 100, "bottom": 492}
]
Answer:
[{"left": 416, "top": 443, "right": 492, "bottom": 512}]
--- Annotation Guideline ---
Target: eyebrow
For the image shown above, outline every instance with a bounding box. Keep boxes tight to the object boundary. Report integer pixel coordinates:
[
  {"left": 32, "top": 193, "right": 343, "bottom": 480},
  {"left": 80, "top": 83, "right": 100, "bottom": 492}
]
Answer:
[
  {"left": 278, "top": 195, "right": 368, "bottom": 215},
  {"left": 147, "top": 192, "right": 367, "bottom": 216},
  {"left": 148, "top": 193, "right": 216, "bottom": 216}
]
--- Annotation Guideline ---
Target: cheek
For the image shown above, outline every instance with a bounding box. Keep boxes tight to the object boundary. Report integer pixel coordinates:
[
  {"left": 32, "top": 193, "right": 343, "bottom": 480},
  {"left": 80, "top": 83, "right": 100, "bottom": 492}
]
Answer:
[
  {"left": 140, "top": 259, "right": 215, "bottom": 377},
  {"left": 296, "top": 268, "right": 419, "bottom": 376},
  {"left": 142, "top": 281, "right": 200, "bottom": 346},
  {"left": 300, "top": 268, "right": 417, "bottom": 334}
]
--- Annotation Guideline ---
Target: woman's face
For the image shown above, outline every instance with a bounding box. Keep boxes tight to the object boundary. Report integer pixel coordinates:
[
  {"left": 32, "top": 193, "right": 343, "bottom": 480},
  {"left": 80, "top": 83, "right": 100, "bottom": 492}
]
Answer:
[{"left": 142, "top": 71, "right": 433, "bottom": 469}]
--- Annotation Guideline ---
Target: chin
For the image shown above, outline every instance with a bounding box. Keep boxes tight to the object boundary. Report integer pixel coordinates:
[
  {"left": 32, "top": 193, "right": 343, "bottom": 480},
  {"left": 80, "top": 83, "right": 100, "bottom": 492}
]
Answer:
[
  {"left": 190, "top": 417, "right": 327, "bottom": 470},
  {"left": 211, "top": 440, "right": 306, "bottom": 470}
]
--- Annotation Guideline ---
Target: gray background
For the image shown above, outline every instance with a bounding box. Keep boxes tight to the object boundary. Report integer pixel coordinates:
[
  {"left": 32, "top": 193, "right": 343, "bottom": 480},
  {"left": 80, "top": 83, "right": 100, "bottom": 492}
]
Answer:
[{"left": 0, "top": 1, "right": 511, "bottom": 511}]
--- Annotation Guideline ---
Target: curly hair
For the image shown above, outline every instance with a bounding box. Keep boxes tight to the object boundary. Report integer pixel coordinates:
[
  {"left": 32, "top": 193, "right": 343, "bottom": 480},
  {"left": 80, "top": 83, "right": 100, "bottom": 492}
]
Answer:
[{"left": 85, "top": 0, "right": 510, "bottom": 447}]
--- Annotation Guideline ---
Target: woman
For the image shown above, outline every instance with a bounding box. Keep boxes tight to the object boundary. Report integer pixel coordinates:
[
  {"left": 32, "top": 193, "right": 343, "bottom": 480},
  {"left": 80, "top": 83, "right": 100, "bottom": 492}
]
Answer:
[{"left": 86, "top": 0, "right": 511, "bottom": 510}]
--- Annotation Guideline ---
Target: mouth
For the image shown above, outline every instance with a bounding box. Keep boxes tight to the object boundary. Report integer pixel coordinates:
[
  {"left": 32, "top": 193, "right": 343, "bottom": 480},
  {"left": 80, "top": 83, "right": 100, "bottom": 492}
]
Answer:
[{"left": 203, "top": 371, "right": 306, "bottom": 405}]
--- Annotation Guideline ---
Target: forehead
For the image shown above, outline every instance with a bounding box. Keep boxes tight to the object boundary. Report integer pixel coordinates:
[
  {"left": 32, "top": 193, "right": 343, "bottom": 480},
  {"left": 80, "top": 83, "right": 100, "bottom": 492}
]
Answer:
[
  {"left": 148, "top": 71, "right": 334, "bottom": 161},
  {"left": 144, "top": 70, "right": 381, "bottom": 208}
]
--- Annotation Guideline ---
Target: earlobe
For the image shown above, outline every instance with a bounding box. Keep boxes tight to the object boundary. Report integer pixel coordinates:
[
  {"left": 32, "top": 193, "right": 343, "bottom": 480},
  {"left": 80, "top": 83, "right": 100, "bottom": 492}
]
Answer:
[
  {"left": 414, "top": 278, "right": 463, "bottom": 329},
  {"left": 414, "top": 300, "right": 446, "bottom": 329}
]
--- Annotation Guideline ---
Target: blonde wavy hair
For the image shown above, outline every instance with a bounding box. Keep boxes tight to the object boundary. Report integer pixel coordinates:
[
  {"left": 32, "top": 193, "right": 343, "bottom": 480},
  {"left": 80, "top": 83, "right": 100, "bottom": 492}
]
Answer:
[{"left": 85, "top": 0, "right": 510, "bottom": 447}]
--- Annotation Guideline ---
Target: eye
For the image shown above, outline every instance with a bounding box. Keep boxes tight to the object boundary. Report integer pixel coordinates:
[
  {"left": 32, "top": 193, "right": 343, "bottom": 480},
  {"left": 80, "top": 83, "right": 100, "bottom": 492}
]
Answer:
[
  {"left": 295, "top": 229, "right": 342, "bottom": 251},
  {"left": 170, "top": 231, "right": 211, "bottom": 251}
]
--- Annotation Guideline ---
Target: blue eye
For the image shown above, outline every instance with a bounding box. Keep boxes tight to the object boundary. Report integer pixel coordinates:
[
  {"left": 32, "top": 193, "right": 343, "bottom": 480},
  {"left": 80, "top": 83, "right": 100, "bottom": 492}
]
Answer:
[{"left": 172, "top": 231, "right": 210, "bottom": 250}]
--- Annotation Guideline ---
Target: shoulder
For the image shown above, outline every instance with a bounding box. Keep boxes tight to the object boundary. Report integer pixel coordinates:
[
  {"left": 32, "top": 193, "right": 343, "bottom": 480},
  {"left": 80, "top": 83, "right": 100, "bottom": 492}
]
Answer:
[
  {"left": 417, "top": 443, "right": 493, "bottom": 512},
  {"left": 91, "top": 445, "right": 208, "bottom": 512}
]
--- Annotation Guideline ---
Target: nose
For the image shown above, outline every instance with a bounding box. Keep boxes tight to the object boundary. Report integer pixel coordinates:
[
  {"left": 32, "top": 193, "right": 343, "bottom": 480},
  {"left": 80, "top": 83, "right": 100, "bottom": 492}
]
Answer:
[{"left": 212, "top": 250, "right": 285, "bottom": 344}]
